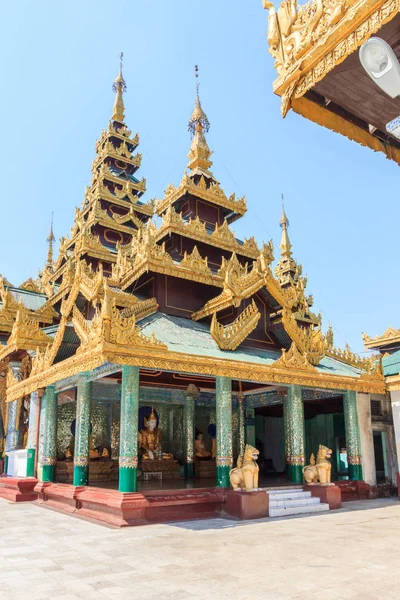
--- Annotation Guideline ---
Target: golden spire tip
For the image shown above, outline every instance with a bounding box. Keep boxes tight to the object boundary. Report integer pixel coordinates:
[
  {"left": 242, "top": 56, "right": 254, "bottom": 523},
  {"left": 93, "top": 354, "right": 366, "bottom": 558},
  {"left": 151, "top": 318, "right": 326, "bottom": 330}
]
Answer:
[{"left": 188, "top": 64, "right": 210, "bottom": 136}]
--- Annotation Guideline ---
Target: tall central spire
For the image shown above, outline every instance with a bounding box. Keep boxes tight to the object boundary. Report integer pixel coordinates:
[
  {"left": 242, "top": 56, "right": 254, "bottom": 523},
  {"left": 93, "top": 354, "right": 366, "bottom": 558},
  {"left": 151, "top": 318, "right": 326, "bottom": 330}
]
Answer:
[
  {"left": 46, "top": 213, "right": 55, "bottom": 270},
  {"left": 279, "top": 194, "right": 292, "bottom": 258},
  {"left": 112, "top": 52, "right": 127, "bottom": 122},
  {"left": 187, "top": 66, "right": 213, "bottom": 175}
]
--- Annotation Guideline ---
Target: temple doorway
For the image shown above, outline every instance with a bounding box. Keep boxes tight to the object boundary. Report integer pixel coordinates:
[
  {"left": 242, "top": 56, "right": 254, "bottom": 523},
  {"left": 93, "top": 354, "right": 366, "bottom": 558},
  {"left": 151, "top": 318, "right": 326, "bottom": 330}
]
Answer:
[
  {"left": 303, "top": 395, "right": 347, "bottom": 480},
  {"left": 254, "top": 405, "right": 286, "bottom": 486}
]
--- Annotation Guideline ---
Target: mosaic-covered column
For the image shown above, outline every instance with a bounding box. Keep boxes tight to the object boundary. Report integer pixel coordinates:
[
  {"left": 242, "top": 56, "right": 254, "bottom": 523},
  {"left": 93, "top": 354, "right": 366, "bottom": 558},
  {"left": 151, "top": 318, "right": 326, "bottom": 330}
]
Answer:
[
  {"left": 73, "top": 375, "right": 92, "bottom": 486},
  {"left": 343, "top": 390, "right": 363, "bottom": 480},
  {"left": 5, "top": 400, "right": 19, "bottom": 453},
  {"left": 238, "top": 393, "right": 245, "bottom": 459},
  {"left": 119, "top": 365, "right": 139, "bottom": 492},
  {"left": 183, "top": 384, "right": 199, "bottom": 477},
  {"left": 284, "top": 385, "right": 305, "bottom": 484},
  {"left": 40, "top": 385, "right": 57, "bottom": 482},
  {"left": 216, "top": 376, "right": 233, "bottom": 487},
  {"left": 26, "top": 391, "right": 39, "bottom": 477}
]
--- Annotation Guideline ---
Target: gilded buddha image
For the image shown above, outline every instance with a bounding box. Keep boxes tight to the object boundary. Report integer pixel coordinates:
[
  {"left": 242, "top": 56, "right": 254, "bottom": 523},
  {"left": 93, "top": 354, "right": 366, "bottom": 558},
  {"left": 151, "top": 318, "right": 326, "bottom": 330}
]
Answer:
[{"left": 138, "top": 407, "right": 173, "bottom": 461}]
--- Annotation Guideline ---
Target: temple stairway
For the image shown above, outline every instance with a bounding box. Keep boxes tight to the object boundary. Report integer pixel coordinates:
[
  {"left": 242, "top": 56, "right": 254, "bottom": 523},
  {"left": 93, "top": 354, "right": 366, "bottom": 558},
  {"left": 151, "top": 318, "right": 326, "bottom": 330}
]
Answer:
[{"left": 267, "top": 487, "right": 330, "bottom": 518}]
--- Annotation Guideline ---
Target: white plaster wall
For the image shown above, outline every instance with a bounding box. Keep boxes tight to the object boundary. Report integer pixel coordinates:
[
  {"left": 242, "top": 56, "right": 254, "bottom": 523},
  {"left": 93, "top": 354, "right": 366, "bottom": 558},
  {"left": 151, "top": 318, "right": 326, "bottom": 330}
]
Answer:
[
  {"left": 390, "top": 390, "right": 400, "bottom": 476},
  {"left": 356, "top": 392, "right": 376, "bottom": 486}
]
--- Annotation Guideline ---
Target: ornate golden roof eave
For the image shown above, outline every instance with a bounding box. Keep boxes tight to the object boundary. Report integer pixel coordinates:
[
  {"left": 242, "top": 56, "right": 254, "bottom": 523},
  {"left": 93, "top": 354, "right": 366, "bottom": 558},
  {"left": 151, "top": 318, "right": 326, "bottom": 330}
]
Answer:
[
  {"left": 6, "top": 336, "right": 387, "bottom": 402},
  {"left": 87, "top": 185, "right": 154, "bottom": 217},
  {"left": 264, "top": 0, "right": 399, "bottom": 117},
  {"left": 210, "top": 300, "right": 261, "bottom": 351},
  {"left": 155, "top": 173, "right": 247, "bottom": 218},
  {"left": 363, "top": 326, "right": 400, "bottom": 350},
  {"left": 155, "top": 209, "right": 259, "bottom": 259},
  {"left": 0, "top": 304, "right": 54, "bottom": 361}
]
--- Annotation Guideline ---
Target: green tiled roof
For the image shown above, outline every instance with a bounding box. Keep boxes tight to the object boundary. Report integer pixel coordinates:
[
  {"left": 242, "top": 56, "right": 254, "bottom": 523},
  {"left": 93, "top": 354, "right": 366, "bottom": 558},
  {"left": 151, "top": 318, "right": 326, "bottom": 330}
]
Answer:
[
  {"left": 139, "top": 313, "right": 362, "bottom": 379},
  {"left": 8, "top": 287, "right": 47, "bottom": 311},
  {"left": 383, "top": 350, "right": 400, "bottom": 376}
]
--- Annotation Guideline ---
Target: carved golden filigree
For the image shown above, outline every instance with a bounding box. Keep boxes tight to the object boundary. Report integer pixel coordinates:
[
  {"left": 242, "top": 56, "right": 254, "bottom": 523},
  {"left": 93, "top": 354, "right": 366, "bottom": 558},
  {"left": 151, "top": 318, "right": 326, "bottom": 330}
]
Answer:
[
  {"left": 0, "top": 303, "right": 53, "bottom": 360},
  {"left": 19, "top": 278, "right": 41, "bottom": 293},
  {"left": 210, "top": 300, "right": 261, "bottom": 351},
  {"left": 180, "top": 246, "right": 212, "bottom": 276},
  {"left": 156, "top": 172, "right": 247, "bottom": 218},
  {"left": 272, "top": 341, "right": 317, "bottom": 371},
  {"left": 264, "top": 0, "right": 400, "bottom": 117},
  {"left": 363, "top": 326, "right": 400, "bottom": 350},
  {"left": 281, "top": 309, "right": 325, "bottom": 365},
  {"left": 157, "top": 208, "right": 259, "bottom": 259}
]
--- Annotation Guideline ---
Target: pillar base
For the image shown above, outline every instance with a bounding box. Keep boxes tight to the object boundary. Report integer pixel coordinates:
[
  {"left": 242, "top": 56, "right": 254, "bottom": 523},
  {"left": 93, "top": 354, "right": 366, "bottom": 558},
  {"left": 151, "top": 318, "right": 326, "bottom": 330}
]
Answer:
[
  {"left": 348, "top": 464, "right": 363, "bottom": 480},
  {"left": 26, "top": 449, "right": 35, "bottom": 477},
  {"left": 184, "top": 463, "right": 194, "bottom": 478},
  {"left": 288, "top": 464, "right": 304, "bottom": 484},
  {"left": 42, "top": 464, "right": 56, "bottom": 483},
  {"left": 119, "top": 467, "right": 137, "bottom": 492},
  {"left": 216, "top": 465, "right": 231, "bottom": 488},
  {"left": 73, "top": 465, "right": 89, "bottom": 486},
  {"left": 304, "top": 484, "right": 342, "bottom": 509},
  {"left": 225, "top": 490, "right": 269, "bottom": 520}
]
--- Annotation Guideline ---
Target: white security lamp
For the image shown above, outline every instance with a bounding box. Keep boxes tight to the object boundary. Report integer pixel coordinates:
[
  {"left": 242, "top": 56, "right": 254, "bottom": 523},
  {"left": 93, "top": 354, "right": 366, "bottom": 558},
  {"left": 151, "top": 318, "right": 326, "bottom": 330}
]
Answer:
[
  {"left": 360, "top": 37, "right": 400, "bottom": 139},
  {"left": 359, "top": 37, "right": 400, "bottom": 98}
]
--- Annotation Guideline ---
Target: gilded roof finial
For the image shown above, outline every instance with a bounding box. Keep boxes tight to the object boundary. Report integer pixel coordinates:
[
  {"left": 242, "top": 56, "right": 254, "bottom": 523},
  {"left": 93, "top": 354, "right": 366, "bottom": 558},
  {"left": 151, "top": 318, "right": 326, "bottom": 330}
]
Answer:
[
  {"left": 112, "top": 52, "right": 127, "bottom": 122},
  {"left": 46, "top": 212, "right": 55, "bottom": 270},
  {"left": 188, "top": 65, "right": 210, "bottom": 136},
  {"left": 279, "top": 194, "right": 292, "bottom": 258}
]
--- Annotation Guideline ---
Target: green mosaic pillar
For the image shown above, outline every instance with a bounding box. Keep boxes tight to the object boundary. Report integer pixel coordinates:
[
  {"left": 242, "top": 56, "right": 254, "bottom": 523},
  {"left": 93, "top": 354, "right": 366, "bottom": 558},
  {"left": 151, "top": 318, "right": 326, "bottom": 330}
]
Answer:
[
  {"left": 238, "top": 394, "right": 245, "bottom": 459},
  {"left": 119, "top": 365, "right": 139, "bottom": 493},
  {"left": 343, "top": 390, "right": 363, "bottom": 480},
  {"left": 282, "top": 392, "right": 290, "bottom": 475},
  {"left": 216, "top": 376, "right": 233, "bottom": 487},
  {"left": 40, "top": 385, "right": 57, "bottom": 483},
  {"left": 184, "top": 385, "right": 199, "bottom": 478},
  {"left": 26, "top": 391, "right": 39, "bottom": 477},
  {"left": 5, "top": 400, "right": 17, "bottom": 454},
  {"left": 73, "top": 375, "right": 92, "bottom": 486},
  {"left": 284, "top": 385, "right": 305, "bottom": 484}
]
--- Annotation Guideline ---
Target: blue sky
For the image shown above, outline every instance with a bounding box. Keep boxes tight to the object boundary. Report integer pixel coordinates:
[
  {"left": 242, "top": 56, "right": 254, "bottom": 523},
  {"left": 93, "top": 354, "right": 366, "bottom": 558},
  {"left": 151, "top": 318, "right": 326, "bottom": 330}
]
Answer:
[{"left": 1, "top": 0, "right": 398, "bottom": 353}]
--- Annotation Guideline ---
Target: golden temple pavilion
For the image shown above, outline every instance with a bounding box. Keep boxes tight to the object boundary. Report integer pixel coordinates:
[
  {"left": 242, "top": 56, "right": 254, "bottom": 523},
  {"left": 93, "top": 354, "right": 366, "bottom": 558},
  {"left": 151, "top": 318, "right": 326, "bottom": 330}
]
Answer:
[{"left": 0, "top": 58, "right": 394, "bottom": 524}]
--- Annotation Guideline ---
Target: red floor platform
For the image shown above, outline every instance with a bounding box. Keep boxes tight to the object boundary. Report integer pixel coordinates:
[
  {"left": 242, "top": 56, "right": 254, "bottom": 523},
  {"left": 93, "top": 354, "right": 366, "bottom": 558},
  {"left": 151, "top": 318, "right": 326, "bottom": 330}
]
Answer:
[
  {"left": 0, "top": 476, "right": 38, "bottom": 502},
  {"left": 34, "top": 482, "right": 226, "bottom": 527}
]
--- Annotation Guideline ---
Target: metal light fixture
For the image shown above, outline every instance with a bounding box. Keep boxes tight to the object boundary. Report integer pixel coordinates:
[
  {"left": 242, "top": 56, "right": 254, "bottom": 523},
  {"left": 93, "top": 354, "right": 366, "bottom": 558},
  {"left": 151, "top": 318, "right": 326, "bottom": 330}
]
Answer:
[{"left": 359, "top": 37, "right": 400, "bottom": 98}]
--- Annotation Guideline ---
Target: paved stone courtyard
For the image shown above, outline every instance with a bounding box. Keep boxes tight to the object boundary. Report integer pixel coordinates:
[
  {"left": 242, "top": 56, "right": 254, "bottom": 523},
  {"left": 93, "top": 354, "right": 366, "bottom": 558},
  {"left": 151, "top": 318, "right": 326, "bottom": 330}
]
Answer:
[{"left": 0, "top": 498, "right": 399, "bottom": 599}]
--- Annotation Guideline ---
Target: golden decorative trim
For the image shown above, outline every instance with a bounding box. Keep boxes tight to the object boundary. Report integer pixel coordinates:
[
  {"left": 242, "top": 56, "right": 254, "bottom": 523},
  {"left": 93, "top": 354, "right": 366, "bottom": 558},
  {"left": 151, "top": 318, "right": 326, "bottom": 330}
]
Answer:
[
  {"left": 155, "top": 173, "right": 246, "bottom": 218},
  {"left": 281, "top": 309, "right": 325, "bottom": 365},
  {"left": 272, "top": 341, "right": 317, "bottom": 371},
  {"left": 156, "top": 207, "right": 259, "bottom": 259},
  {"left": 363, "top": 326, "right": 400, "bottom": 350},
  {"left": 6, "top": 339, "right": 387, "bottom": 402},
  {"left": 210, "top": 300, "right": 261, "bottom": 351},
  {"left": 291, "top": 97, "right": 400, "bottom": 167},
  {"left": 19, "top": 278, "right": 41, "bottom": 293},
  {"left": 264, "top": 0, "right": 399, "bottom": 117},
  {"left": 0, "top": 303, "right": 53, "bottom": 360}
]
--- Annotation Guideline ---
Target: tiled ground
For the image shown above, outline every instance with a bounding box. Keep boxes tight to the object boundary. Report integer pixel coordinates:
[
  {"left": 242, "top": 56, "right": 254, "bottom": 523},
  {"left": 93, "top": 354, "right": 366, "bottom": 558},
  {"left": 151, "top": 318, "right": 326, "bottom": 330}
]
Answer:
[{"left": 0, "top": 497, "right": 399, "bottom": 599}]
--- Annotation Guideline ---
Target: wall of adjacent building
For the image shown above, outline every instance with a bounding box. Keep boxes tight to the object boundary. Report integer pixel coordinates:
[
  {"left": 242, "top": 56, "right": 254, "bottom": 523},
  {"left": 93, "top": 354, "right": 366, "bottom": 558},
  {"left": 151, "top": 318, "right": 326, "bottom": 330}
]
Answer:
[{"left": 356, "top": 393, "right": 376, "bottom": 486}]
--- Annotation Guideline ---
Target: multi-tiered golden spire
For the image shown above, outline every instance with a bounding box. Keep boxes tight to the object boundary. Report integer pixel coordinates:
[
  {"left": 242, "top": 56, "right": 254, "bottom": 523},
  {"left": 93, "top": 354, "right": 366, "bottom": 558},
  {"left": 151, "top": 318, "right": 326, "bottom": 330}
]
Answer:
[
  {"left": 46, "top": 213, "right": 55, "bottom": 270},
  {"left": 279, "top": 194, "right": 292, "bottom": 258},
  {"left": 112, "top": 52, "right": 127, "bottom": 122},
  {"left": 187, "top": 66, "right": 213, "bottom": 177}
]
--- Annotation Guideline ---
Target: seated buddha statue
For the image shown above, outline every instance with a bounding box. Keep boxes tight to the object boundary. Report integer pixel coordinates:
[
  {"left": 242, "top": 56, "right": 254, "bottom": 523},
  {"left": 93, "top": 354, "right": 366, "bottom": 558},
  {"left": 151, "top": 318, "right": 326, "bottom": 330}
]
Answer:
[
  {"left": 89, "top": 435, "right": 101, "bottom": 460},
  {"left": 138, "top": 408, "right": 162, "bottom": 460},
  {"left": 195, "top": 432, "right": 212, "bottom": 460}
]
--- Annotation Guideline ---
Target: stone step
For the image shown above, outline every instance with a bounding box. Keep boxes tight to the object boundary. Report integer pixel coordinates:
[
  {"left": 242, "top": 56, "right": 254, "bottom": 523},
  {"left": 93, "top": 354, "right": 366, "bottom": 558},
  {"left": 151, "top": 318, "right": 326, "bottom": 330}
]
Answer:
[
  {"left": 269, "top": 502, "right": 330, "bottom": 518},
  {"left": 269, "top": 496, "right": 321, "bottom": 509},
  {"left": 267, "top": 490, "right": 312, "bottom": 501}
]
